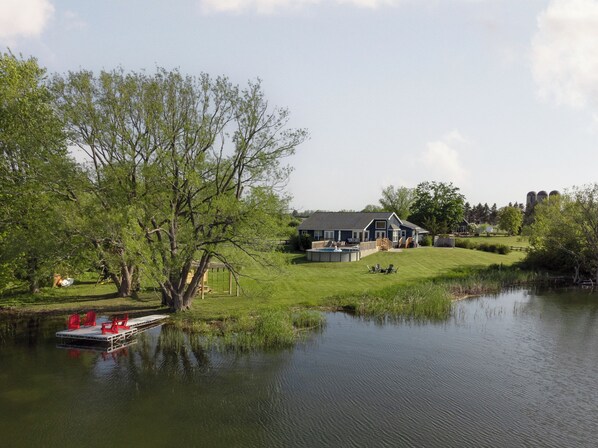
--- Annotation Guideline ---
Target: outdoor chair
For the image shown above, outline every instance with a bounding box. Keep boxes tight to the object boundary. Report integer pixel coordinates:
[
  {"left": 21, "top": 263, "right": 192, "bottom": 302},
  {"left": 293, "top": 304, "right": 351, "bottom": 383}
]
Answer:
[
  {"left": 385, "top": 264, "right": 398, "bottom": 274},
  {"left": 115, "top": 314, "right": 130, "bottom": 330},
  {"left": 67, "top": 314, "right": 80, "bottom": 330},
  {"left": 367, "top": 265, "right": 377, "bottom": 273},
  {"left": 82, "top": 311, "right": 96, "bottom": 327},
  {"left": 101, "top": 319, "right": 119, "bottom": 334}
]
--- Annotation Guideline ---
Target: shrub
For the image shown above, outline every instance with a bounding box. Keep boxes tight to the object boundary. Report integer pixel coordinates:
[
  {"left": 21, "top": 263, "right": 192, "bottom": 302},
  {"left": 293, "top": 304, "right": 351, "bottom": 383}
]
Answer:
[
  {"left": 420, "top": 235, "right": 433, "bottom": 246},
  {"left": 288, "top": 233, "right": 312, "bottom": 251},
  {"left": 455, "top": 238, "right": 473, "bottom": 249}
]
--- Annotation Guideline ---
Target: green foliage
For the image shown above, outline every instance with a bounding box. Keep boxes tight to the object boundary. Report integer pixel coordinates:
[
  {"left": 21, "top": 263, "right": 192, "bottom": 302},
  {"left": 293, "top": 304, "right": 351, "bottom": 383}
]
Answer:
[
  {"left": 409, "top": 181, "right": 465, "bottom": 237},
  {"left": 354, "top": 283, "right": 452, "bottom": 320},
  {"left": 526, "top": 185, "right": 598, "bottom": 282},
  {"left": 498, "top": 206, "right": 523, "bottom": 235},
  {"left": 378, "top": 185, "right": 414, "bottom": 219},
  {"left": 420, "top": 235, "right": 433, "bottom": 246},
  {"left": 53, "top": 68, "right": 308, "bottom": 310},
  {"left": 455, "top": 238, "right": 511, "bottom": 254},
  {"left": 361, "top": 204, "right": 383, "bottom": 212},
  {"left": 0, "top": 52, "right": 85, "bottom": 292}
]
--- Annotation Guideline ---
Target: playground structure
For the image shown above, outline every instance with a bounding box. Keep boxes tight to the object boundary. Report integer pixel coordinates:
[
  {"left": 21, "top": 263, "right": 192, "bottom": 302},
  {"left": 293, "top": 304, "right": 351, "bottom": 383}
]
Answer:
[{"left": 188, "top": 262, "right": 239, "bottom": 300}]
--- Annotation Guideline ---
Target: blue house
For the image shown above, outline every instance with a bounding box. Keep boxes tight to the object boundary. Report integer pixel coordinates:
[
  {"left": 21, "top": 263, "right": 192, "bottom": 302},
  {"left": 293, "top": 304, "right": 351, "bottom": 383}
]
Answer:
[{"left": 297, "top": 212, "right": 428, "bottom": 247}]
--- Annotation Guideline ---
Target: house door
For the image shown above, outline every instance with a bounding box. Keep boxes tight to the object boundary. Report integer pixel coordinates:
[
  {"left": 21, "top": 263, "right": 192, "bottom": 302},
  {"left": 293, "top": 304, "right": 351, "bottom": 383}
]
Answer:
[{"left": 375, "top": 230, "right": 386, "bottom": 240}]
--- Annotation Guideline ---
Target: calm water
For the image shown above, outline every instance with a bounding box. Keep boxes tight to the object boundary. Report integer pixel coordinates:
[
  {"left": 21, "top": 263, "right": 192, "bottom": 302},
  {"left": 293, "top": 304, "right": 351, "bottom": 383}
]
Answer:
[{"left": 1, "top": 289, "right": 598, "bottom": 447}]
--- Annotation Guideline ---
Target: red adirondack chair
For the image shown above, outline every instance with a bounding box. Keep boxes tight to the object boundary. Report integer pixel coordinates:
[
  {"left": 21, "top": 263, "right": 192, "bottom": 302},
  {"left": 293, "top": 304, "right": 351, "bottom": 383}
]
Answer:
[
  {"left": 115, "top": 314, "right": 130, "bottom": 330},
  {"left": 101, "top": 319, "right": 119, "bottom": 334},
  {"left": 82, "top": 311, "right": 97, "bottom": 327},
  {"left": 67, "top": 314, "right": 80, "bottom": 330}
]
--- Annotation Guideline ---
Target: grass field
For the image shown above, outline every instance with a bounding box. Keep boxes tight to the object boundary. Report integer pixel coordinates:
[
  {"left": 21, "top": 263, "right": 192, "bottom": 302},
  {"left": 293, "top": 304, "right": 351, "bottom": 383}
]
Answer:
[
  {"left": 0, "top": 247, "right": 526, "bottom": 319},
  {"left": 459, "top": 235, "right": 530, "bottom": 247},
  {"left": 192, "top": 247, "right": 525, "bottom": 319}
]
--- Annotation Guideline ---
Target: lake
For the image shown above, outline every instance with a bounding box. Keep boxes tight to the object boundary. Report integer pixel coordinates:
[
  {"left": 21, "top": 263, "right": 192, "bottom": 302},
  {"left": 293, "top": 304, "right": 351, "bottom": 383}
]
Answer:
[{"left": 1, "top": 288, "right": 598, "bottom": 447}]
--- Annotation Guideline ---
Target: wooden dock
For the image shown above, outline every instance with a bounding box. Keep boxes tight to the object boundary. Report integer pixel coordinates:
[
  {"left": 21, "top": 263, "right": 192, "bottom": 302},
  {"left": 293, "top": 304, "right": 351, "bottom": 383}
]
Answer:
[{"left": 56, "top": 314, "right": 169, "bottom": 349}]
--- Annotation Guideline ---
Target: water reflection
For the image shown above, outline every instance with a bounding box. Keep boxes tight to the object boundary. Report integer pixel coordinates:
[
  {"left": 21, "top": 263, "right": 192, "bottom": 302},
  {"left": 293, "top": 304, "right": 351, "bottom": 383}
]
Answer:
[{"left": 2, "top": 289, "right": 598, "bottom": 447}]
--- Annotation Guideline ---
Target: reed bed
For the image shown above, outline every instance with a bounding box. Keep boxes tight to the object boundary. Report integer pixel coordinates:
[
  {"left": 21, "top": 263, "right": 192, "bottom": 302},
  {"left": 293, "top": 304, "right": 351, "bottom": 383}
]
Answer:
[{"left": 170, "top": 309, "right": 325, "bottom": 352}]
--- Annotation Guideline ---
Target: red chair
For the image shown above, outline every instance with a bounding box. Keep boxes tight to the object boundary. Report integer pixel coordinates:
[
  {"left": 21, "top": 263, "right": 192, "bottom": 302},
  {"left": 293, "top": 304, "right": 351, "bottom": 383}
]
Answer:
[
  {"left": 82, "top": 311, "right": 97, "bottom": 327},
  {"left": 67, "top": 314, "right": 80, "bottom": 330},
  {"left": 115, "top": 314, "right": 130, "bottom": 330},
  {"left": 101, "top": 319, "right": 119, "bottom": 334}
]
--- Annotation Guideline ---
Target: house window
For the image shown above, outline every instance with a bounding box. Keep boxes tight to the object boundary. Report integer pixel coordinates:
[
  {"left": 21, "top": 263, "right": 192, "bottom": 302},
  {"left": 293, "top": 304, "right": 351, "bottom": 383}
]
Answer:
[
  {"left": 375, "top": 221, "right": 386, "bottom": 230},
  {"left": 314, "top": 230, "right": 322, "bottom": 241},
  {"left": 301, "top": 230, "right": 309, "bottom": 236},
  {"left": 324, "top": 230, "right": 334, "bottom": 240},
  {"left": 401, "top": 230, "right": 406, "bottom": 238},
  {"left": 392, "top": 230, "right": 399, "bottom": 242},
  {"left": 364, "top": 230, "right": 369, "bottom": 241}
]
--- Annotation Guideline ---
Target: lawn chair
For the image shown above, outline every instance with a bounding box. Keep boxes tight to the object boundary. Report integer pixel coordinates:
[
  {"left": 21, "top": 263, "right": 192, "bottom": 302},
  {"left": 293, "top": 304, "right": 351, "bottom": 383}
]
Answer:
[
  {"left": 367, "top": 265, "right": 377, "bottom": 273},
  {"left": 101, "top": 319, "right": 119, "bottom": 334},
  {"left": 115, "top": 314, "right": 130, "bottom": 330},
  {"left": 82, "top": 311, "right": 96, "bottom": 327},
  {"left": 67, "top": 314, "right": 80, "bottom": 330},
  {"left": 385, "top": 264, "right": 398, "bottom": 274},
  {"left": 375, "top": 264, "right": 381, "bottom": 273}
]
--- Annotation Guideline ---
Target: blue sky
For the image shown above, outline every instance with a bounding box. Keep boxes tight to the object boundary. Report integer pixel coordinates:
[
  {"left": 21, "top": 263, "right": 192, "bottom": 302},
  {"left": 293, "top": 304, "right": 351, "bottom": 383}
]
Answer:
[{"left": 3, "top": 0, "right": 598, "bottom": 211}]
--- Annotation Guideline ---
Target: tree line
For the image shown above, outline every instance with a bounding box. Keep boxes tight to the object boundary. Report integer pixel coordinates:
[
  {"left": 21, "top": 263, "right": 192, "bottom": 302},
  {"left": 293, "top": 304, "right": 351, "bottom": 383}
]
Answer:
[{"left": 0, "top": 52, "right": 307, "bottom": 311}]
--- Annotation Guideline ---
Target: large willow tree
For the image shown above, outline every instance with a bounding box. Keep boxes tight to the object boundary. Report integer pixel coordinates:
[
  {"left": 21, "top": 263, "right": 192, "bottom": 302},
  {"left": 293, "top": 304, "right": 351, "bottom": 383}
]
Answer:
[{"left": 53, "top": 68, "right": 307, "bottom": 309}]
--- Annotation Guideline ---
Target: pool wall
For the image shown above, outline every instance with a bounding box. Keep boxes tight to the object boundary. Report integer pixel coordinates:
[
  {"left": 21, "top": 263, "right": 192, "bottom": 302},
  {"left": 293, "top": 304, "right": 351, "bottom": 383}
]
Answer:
[{"left": 306, "top": 249, "right": 361, "bottom": 262}]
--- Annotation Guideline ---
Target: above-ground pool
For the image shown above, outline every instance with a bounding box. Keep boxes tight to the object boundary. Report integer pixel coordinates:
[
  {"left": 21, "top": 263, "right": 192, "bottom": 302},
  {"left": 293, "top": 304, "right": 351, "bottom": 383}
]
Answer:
[{"left": 306, "top": 247, "right": 361, "bottom": 262}]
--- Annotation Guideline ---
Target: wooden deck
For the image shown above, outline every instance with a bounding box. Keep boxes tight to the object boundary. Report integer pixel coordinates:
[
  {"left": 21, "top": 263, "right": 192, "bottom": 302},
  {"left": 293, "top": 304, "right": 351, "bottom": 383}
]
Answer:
[{"left": 56, "top": 314, "right": 169, "bottom": 348}]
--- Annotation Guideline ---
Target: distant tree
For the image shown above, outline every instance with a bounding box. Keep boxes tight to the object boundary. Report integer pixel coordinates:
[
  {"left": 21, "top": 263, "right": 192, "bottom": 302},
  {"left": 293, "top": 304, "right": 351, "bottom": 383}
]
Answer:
[
  {"left": 378, "top": 185, "right": 414, "bottom": 219},
  {"left": 464, "top": 202, "right": 471, "bottom": 221},
  {"left": 489, "top": 203, "right": 498, "bottom": 225},
  {"left": 409, "top": 181, "right": 465, "bottom": 237},
  {"left": 482, "top": 203, "right": 490, "bottom": 223},
  {"left": 498, "top": 206, "right": 523, "bottom": 235},
  {"left": 528, "top": 193, "right": 586, "bottom": 281},
  {"left": 362, "top": 204, "right": 383, "bottom": 212}
]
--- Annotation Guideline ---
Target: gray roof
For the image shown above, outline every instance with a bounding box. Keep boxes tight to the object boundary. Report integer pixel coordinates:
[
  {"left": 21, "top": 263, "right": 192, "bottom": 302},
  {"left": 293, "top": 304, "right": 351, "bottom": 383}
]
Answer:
[
  {"left": 298, "top": 212, "right": 398, "bottom": 231},
  {"left": 401, "top": 220, "right": 429, "bottom": 233}
]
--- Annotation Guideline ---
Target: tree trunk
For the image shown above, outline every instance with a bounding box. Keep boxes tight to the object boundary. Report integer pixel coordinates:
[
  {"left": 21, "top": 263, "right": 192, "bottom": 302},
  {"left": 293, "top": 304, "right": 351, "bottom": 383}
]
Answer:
[
  {"left": 161, "top": 256, "right": 211, "bottom": 311},
  {"left": 27, "top": 257, "right": 40, "bottom": 294},
  {"left": 109, "top": 264, "right": 135, "bottom": 297},
  {"left": 29, "top": 278, "right": 40, "bottom": 294}
]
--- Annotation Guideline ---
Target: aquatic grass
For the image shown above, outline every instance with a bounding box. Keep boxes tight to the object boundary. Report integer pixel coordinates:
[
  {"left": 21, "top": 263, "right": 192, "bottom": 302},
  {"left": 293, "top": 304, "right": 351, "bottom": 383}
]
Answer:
[
  {"left": 352, "top": 283, "right": 452, "bottom": 321},
  {"left": 170, "top": 309, "right": 325, "bottom": 352},
  {"left": 292, "top": 309, "right": 325, "bottom": 329}
]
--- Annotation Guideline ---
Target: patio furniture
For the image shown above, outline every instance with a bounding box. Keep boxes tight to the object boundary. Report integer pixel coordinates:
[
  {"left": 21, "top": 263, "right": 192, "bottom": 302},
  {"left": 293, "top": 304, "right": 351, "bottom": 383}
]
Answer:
[
  {"left": 67, "top": 314, "right": 80, "bottom": 330},
  {"left": 385, "top": 264, "right": 398, "bottom": 274},
  {"left": 82, "top": 311, "right": 97, "bottom": 327},
  {"left": 115, "top": 314, "right": 130, "bottom": 330},
  {"left": 101, "top": 319, "right": 119, "bottom": 334}
]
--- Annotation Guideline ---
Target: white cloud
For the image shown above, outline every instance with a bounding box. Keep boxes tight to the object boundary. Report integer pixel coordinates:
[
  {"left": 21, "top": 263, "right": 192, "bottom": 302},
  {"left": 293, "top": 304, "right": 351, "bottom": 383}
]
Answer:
[
  {"left": 0, "top": 0, "right": 54, "bottom": 41},
  {"left": 419, "top": 131, "right": 469, "bottom": 185},
  {"left": 532, "top": 0, "right": 598, "bottom": 109},
  {"left": 198, "top": 0, "right": 402, "bottom": 14}
]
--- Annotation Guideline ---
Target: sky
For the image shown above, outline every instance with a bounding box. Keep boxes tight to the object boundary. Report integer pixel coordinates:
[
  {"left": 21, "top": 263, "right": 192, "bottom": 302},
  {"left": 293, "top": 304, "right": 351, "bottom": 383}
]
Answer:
[{"left": 2, "top": 0, "right": 598, "bottom": 211}]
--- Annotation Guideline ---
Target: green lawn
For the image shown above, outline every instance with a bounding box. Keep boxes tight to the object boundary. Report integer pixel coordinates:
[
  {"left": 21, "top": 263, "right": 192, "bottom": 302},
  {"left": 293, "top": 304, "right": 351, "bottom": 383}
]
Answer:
[
  {"left": 1, "top": 247, "right": 526, "bottom": 319},
  {"left": 459, "top": 235, "right": 530, "bottom": 247},
  {"left": 189, "top": 247, "right": 525, "bottom": 319}
]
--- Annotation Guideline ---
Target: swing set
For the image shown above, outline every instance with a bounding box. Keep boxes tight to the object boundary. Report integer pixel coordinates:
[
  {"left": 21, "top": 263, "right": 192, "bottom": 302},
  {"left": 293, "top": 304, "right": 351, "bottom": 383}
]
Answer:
[{"left": 188, "top": 262, "right": 239, "bottom": 300}]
